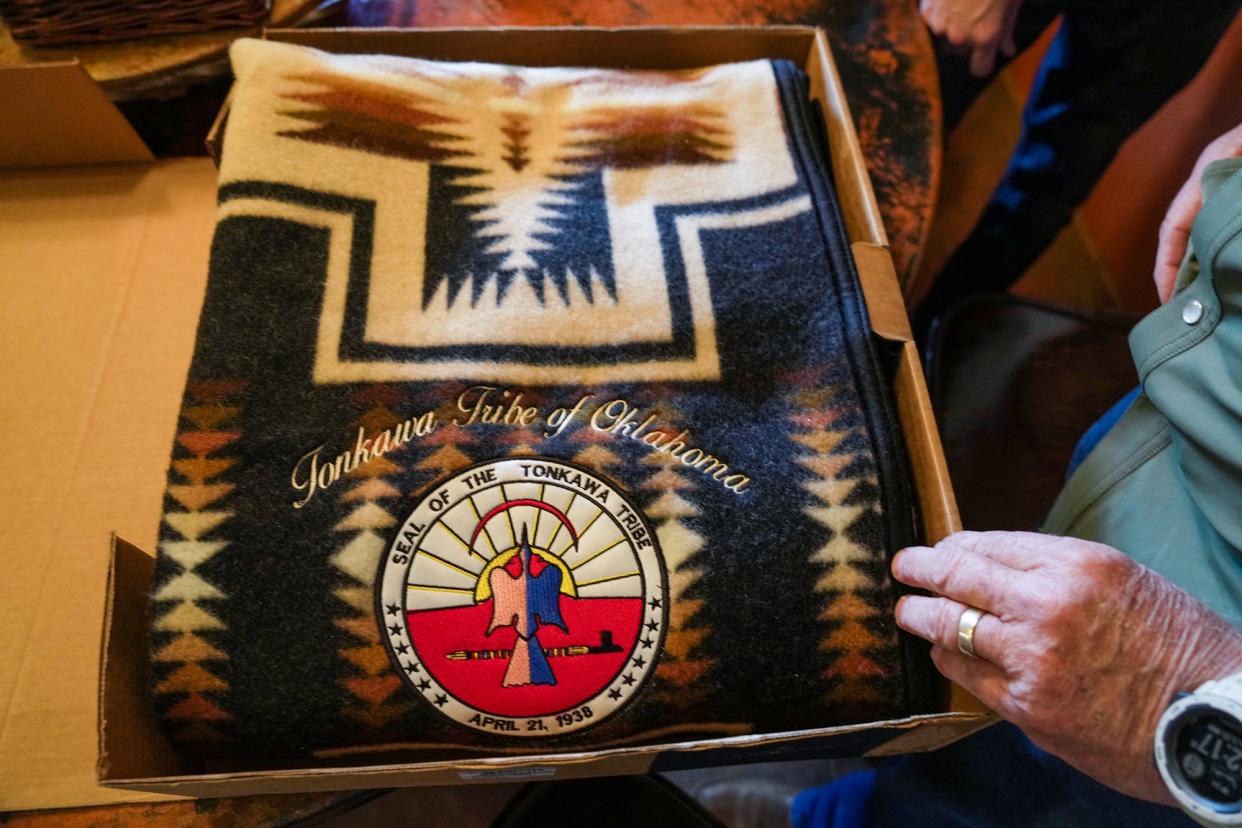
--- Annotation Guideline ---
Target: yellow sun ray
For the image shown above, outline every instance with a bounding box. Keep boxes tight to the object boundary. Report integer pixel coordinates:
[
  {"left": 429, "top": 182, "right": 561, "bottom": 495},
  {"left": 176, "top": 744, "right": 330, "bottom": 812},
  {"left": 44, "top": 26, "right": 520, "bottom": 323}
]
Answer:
[
  {"left": 406, "top": 584, "right": 474, "bottom": 595},
  {"left": 499, "top": 483, "right": 517, "bottom": 545},
  {"left": 575, "top": 570, "right": 641, "bottom": 588},
  {"left": 416, "top": 548, "right": 478, "bottom": 580},
  {"left": 547, "top": 492, "right": 577, "bottom": 548},
  {"left": 569, "top": 536, "right": 627, "bottom": 571},
  {"left": 436, "top": 520, "right": 488, "bottom": 563},
  {"left": 557, "top": 507, "right": 603, "bottom": 556},
  {"left": 467, "top": 495, "right": 499, "bottom": 558},
  {"left": 532, "top": 483, "right": 545, "bottom": 542}
]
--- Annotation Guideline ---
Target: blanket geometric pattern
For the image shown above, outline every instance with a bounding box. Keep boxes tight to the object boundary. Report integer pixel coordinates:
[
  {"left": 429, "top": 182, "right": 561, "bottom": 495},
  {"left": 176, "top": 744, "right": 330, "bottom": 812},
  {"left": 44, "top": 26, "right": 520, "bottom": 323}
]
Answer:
[{"left": 150, "top": 39, "right": 931, "bottom": 758}]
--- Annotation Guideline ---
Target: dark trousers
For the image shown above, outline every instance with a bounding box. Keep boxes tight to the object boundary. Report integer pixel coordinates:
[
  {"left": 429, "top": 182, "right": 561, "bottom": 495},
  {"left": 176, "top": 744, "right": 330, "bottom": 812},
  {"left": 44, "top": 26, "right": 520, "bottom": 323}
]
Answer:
[
  {"left": 871, "top": 723, "right": 1194, "bottom": 827},
  {"left": 913, "top": 0, "right": 1241, "bottom": 340}
]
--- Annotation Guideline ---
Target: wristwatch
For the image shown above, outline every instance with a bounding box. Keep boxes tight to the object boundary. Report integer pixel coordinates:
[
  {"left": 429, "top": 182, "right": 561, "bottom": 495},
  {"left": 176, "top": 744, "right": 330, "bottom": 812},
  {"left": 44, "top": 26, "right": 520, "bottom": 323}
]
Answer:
[{"left": 1156, "top": 672, "right": 1242, "bottom": 825}]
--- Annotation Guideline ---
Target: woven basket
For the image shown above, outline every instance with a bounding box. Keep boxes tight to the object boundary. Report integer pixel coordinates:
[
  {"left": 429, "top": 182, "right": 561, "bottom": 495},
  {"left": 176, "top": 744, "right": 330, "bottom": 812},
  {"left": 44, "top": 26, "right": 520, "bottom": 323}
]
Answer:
[{"left": 0, "top": 0, "right": 270, "bottom": 46}]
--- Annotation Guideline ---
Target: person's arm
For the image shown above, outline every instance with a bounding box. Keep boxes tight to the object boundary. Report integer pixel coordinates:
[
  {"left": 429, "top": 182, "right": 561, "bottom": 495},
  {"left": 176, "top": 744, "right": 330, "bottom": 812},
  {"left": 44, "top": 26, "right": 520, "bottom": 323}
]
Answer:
[
  {"left": 1145, "top": 138, "right": 1242, "bottom": 558},
  {"left": 891, "top": 530, "right": 1242, "bottom": 804},
  {"left": 1154, "top": 124, "right": 1242, "bottom": 302},
  {"left": 919, "top": 0, "right": 1023, "bottom": 77}
]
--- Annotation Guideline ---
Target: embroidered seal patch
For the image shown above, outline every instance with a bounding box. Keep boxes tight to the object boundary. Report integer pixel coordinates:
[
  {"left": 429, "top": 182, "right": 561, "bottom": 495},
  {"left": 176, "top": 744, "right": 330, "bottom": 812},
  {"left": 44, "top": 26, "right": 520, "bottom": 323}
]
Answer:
[{"left": 379, "top": 458, "right": 667, "bottom": 736}]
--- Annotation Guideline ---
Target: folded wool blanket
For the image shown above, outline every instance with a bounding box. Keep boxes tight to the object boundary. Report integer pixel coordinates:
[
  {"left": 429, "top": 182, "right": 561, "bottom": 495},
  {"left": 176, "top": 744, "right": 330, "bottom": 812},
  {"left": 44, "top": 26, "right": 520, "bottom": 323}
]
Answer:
[{"left": 150, "top": 38, "right": 932, "bottom": 759}]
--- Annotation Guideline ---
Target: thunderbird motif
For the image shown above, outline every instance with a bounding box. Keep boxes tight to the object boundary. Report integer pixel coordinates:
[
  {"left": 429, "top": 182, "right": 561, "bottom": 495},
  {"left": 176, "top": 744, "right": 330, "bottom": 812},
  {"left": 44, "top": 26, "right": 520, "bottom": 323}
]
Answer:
[{"left": 487, "top": 526, "right": 568, "bottom": 687}]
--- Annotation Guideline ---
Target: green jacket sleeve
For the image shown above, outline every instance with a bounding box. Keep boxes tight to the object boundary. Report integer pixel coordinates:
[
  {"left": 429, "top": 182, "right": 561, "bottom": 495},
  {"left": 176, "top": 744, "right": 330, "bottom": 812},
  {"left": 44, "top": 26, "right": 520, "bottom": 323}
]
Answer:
[{"left": 1128, "top": 159, "right": 1242, "bottom": 553}]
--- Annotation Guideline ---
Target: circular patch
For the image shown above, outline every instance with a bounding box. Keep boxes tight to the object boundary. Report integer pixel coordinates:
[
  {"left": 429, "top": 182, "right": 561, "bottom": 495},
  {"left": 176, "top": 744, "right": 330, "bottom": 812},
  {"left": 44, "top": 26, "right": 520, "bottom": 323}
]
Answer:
[{"left": 379, "top": 458, "right": 667, "bottom": 737}]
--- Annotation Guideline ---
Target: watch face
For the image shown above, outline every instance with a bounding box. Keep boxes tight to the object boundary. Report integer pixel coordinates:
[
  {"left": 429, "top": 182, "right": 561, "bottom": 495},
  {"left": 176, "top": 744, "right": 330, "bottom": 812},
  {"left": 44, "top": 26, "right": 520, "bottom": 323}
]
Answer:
[{"left": 1171, "top": 704, "right": 1242, "bottom": 811}]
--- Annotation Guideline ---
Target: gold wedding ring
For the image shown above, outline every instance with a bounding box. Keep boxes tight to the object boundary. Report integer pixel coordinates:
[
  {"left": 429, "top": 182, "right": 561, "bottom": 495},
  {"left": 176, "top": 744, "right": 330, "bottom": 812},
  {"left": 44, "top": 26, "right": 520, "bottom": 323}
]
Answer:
[{"left": 957, "top": 607, "right": 986, "bottom": 659}]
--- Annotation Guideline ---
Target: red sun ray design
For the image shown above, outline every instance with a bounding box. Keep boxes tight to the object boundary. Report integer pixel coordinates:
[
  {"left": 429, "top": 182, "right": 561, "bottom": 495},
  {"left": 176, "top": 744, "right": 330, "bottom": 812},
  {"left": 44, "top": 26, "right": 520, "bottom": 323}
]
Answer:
[{"left": 469, "top": 498, "right": 578, "bottom": 553}]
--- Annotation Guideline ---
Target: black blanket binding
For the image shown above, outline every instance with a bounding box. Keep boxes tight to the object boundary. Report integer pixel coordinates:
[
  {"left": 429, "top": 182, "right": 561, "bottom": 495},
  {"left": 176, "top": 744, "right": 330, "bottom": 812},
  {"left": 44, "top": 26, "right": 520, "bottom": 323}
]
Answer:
[{"left": 149, "top": 39, "right": 932, "bottom": 759}]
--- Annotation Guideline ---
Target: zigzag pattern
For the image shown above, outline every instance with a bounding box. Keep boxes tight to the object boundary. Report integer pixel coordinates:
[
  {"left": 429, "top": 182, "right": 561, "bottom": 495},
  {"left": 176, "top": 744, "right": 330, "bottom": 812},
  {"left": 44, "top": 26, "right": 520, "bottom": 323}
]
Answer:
[
  {"left": 277, "top": 72, "right": 467, "bottom": 164},
  {"left": 563, "top": 103, "right": 732, "bottom": 169},
  {"left": 414, "top": 418, "right": 477, "bottom": 492},
  {"left": 568, "top": 416, "right": 623, "bottom": 477},
  {"left": 634, "top": 405, "right": 711, "bottom": 705},
  {"left": 331, "top": 386, "right": 412, "bottom": 731},
  {"left": 153, "top": 379, "right": 246, "bottom": 745},
  {"left": 276, "top": 64, "right": 728, "bottom": 311},
  {"left": 498, "top": 425, "right": 542, "bottom": 458},
  {"left": 786, "top": 372, "right": 897, "bottom": 708}
]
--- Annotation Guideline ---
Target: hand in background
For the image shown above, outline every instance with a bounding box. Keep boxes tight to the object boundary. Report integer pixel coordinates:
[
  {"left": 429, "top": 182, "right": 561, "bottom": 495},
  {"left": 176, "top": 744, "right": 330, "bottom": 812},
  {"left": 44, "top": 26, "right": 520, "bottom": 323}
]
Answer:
[
  {"left": 920, "top": 0, "right": 1023, "bottom": 77},
  {"left": 1155, "top": 123, "right": 1242, "bottom": 302},
  {"left": 891, "top": 530, "right": 1242, "bottom": 804}
]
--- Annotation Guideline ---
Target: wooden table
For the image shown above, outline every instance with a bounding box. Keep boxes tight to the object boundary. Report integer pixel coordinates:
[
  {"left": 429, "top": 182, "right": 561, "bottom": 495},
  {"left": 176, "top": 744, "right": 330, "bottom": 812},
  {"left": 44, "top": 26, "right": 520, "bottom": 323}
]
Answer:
[{"left": 4, "top": 2, "right": 939, "bottom": 824}]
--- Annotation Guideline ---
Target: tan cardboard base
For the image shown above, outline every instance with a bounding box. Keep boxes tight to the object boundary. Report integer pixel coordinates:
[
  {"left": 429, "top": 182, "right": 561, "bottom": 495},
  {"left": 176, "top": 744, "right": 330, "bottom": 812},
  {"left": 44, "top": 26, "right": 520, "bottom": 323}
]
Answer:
[{"left": 0, "top": 158, "right": 220, "bottom": 810}]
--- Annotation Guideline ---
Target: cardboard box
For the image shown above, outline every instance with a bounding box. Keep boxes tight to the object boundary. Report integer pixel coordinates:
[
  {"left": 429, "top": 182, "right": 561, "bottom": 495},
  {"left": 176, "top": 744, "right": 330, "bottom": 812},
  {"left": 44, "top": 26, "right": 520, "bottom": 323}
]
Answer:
[
  {"left": 0, "top": 25, "right": 990, "bottom": 811},
  {"left": 89, "top": 26, "right": 991, "bottom": 800},
  {"left": 0, "top": 60, "right": 153, "bottom": 169}
]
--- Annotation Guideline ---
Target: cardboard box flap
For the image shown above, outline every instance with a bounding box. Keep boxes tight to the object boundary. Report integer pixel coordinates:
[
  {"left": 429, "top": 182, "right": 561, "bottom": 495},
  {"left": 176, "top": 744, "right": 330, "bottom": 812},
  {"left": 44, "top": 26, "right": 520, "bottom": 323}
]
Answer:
[
  {"left": 269, "top": 25, "right": 818, "bottom": 66},
  {"left": 100, "top": 536, "right": 990, "bottom": 798},
  {"left": 853, "top": 242, "right": 913, "bottom": 343},
  {"left": 0, "top": 61, "right": 153, "bottom": 169},
  {"left": 98, "top": 538, "right": 198, "bottom": 783}
]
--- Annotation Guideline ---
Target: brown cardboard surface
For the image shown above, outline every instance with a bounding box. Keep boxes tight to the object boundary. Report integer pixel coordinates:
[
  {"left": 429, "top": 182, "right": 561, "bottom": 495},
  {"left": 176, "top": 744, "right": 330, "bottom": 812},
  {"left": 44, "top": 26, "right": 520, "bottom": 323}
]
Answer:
[
  {"left": 0, "top": 61, "right": 153, "bottom": 169},
  {"left": 0, "top": 159, "right": 218, "bottom": 809},
  {"left": 98, "top": 540, "right": 197, "bottom": 785},
  {"left": 853, "top": 242, "right": 913, "bottom": 343}
]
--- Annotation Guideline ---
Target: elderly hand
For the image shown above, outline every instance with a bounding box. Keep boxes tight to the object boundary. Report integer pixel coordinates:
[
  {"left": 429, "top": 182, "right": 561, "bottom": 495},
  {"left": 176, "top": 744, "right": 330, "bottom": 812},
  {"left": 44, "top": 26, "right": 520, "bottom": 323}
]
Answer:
[
  {"left": 920, "top": 0, "right": 1023, "bottom": 77},
  {"left": 892, "top": 530, "right": 1242, "bottom": 804},
  {"left": 1154, "top": 123, "right": 1242, "bottom": 303}
]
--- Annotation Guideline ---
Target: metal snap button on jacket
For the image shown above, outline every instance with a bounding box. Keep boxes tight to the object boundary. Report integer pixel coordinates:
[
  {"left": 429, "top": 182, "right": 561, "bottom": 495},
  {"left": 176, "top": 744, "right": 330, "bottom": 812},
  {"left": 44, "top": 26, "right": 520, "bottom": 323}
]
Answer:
[{"left": 1182, "top": 298, "right": 1204, "bottom": 325}]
